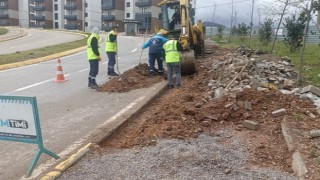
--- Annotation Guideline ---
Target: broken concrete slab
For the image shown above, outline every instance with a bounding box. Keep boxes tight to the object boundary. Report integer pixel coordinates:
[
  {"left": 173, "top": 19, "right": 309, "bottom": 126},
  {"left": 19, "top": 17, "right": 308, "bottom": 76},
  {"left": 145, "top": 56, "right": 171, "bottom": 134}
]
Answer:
[
  {"left": 310, "top": 130, "right": 320, "bottom": 138},
  {"left": 292, "top": 151, "right": 308, "bottom": 178},
  {"left": 272, "top": 108, "right": 287, "bottom": 117},
  {"left": 243, "top": 120, "right": 258, "bottom": 130},
  {"left": 301, "top": 85, "right": 320, "bottom": 97}
]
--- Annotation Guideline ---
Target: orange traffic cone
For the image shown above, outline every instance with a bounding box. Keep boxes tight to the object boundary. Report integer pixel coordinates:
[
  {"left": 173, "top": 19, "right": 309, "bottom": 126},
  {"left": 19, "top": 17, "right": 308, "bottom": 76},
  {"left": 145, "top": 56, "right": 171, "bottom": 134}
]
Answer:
[{"left": 54, "top": 59, "right": 67, "bottom": 83}]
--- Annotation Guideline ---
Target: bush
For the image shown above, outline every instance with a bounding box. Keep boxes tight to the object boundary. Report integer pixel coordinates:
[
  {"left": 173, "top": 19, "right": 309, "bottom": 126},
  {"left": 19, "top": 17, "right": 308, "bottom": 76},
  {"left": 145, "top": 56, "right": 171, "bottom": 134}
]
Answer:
[
  {"left": 282, "top": 14, "right": 307, "bottom": 53},
  {"left": 259, "top": 19, "right": 273, "bottom": 46}
]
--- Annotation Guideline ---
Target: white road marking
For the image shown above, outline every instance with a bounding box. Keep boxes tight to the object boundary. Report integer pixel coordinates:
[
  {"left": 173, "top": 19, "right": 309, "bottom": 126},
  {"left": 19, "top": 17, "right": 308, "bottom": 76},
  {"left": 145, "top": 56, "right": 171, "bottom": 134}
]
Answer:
[
  {"left": 20, "top": 95, "right": 146, "bottom": 180},
  {"left": 78, "top": 69, "right": 88, "bottom": 73},
  {"left": 131, "top": 48, "right": 137, "bottom": 53},
  {"left": 9, "top": 74, "right": 71, "bottom": 93}
]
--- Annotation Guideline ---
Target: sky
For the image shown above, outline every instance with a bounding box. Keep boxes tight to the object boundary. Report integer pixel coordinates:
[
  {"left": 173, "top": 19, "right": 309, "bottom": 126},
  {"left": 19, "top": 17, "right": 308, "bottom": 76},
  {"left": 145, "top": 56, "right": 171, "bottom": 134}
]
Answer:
[{"left": 194, "top": 0, "right": 318, "bottom": 27}]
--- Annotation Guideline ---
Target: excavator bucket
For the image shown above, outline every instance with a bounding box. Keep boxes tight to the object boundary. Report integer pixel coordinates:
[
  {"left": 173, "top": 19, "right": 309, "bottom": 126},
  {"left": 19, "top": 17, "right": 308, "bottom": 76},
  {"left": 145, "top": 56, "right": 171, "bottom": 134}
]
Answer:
[{"left": 180, "top": 50, "right": 196, "bottom": 75}]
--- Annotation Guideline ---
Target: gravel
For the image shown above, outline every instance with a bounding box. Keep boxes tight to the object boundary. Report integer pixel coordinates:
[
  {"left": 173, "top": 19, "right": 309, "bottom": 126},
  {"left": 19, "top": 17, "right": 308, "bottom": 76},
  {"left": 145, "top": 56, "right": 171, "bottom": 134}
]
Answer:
[{"left": 58, "top": 129, "right": 297, "bottom": 180}]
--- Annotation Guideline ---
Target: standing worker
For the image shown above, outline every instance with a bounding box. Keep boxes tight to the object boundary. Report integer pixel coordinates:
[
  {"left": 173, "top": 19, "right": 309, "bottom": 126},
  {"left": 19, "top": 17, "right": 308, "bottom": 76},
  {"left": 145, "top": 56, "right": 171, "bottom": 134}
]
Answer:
[
  {"left": 87, "top": 27, "right": 102, "bottom": 89},
  {"left": 142, "top": 30, "right": 168, "bottom": 77},
  {"left": 163, "top": 35, "right": 183, "bottom": 88},
  {"left": 105, "top": 26, "right": 119, "bottom": 76}
]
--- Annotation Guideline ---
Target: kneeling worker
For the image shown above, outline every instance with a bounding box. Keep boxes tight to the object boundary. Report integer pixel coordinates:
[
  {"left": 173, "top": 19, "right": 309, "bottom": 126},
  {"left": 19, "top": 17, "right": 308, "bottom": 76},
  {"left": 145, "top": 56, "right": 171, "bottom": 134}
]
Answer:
[{"left": 163, "top": 35, "right": 183, "bottom": 88}]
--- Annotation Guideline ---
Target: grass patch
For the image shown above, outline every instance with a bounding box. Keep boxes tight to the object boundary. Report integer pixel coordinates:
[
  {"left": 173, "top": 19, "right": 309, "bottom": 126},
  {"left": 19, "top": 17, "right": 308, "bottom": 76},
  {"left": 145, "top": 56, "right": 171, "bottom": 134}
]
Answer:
[
  {"left": 216, "top": 36, "right": 320, "bottom": 86},
  {"left": 0, "top": 27, "right": 8, "bottom": 35},
  {"left": 0, "top": 37, "right": 88, "bottom": 65}
]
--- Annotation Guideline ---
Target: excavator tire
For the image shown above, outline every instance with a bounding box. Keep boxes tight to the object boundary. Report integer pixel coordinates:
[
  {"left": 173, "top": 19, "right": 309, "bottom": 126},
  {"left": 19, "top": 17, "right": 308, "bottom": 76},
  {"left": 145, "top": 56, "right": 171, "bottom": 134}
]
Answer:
[{"left": 180, "top": 50, "right": 196, "bottom": 75}]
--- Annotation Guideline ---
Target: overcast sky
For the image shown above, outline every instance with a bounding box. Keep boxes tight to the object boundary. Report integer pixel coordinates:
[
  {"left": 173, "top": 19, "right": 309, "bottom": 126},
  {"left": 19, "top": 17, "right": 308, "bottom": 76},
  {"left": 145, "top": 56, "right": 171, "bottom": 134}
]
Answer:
[{"left": 194, "top": 0, "right": 318, "bottom": 27}]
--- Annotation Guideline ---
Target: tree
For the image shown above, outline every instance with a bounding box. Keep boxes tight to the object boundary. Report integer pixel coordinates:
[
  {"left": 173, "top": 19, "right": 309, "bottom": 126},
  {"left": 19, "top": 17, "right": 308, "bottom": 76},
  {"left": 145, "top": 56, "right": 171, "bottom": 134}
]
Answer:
[
  {"left": 297, "top": 0, "right": 318, "bottom": 83},
  {"left": 259, "top": 19, "right": 273, "bottom": 46},
  {"left": 270, "top": 0, "right": 290, "bottom": 54},
  {"left": 237, "top": 23, "right": 250, "bottom": 42},
  {"left": 283, "top": 14, "right": 307, "bottom": 53}
]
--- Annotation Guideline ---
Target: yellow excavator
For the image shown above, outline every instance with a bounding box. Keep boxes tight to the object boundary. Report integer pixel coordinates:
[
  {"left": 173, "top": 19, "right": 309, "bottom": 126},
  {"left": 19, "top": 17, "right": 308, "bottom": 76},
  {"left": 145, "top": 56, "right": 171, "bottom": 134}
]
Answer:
[{"left": 156, "top": 0, "right": 204, "bottom": 75}]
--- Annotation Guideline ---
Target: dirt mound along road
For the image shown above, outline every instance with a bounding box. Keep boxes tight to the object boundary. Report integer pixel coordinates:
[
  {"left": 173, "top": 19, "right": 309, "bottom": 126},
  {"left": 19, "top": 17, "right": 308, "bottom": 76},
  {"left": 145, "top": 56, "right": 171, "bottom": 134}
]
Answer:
[
  {"left": 97, "top": 45, "right": 320, "bottom": 179},
  {"left": 98, "top": 63, "right": 164, "bottom": 93}
]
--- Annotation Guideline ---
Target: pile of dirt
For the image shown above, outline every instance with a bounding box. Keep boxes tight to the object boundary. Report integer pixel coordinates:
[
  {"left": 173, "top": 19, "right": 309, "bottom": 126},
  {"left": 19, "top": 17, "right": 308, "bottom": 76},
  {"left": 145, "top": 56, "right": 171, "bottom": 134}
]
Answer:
[
  {"left": 99, "top": 44, "right": 320, "bottom": 179},
  {"left": 98, "top": 63, "right": 164, "bottom": 93}
]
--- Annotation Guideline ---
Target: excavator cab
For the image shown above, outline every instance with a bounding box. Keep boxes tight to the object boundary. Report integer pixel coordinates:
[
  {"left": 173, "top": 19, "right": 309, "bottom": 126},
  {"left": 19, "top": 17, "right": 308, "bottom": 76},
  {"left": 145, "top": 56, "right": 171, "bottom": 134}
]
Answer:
[{"left": 158, "top": 0, "right": 204, "bottom": 75}]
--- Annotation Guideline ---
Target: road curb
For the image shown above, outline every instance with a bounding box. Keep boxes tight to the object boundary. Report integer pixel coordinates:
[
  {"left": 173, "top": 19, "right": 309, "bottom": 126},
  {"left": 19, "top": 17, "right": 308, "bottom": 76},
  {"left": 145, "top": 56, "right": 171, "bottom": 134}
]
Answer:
[
  {"left": 40, "top": 143, "right": 92, "bottom": 180},
  {"left": 281, "top": 119, "right": 308, "bottom": 179},
  {"left": 0, "top": 27, "right": 28, "bottom": 42},
  {"left": 38, "top": 81, "right": 168, "bottom": 179},
  {"left": 0, "top": 46, "right": 86, "bottom": 71}
]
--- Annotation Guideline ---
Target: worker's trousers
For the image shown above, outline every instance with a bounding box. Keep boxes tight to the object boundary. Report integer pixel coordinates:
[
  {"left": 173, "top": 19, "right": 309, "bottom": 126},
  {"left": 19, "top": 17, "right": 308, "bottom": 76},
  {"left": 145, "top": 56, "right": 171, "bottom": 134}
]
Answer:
[
  {"left": 107, "top": 52, "right": 116, "bottom": 74},
  {"left": 166, "top": 62, "right": 181, "bottom": 87},
  {"left": 149, "top": 52, "right": 164, "bottom": 75},
  {"left": 88, "top": 59, "right": 99, "bottom": 85}
]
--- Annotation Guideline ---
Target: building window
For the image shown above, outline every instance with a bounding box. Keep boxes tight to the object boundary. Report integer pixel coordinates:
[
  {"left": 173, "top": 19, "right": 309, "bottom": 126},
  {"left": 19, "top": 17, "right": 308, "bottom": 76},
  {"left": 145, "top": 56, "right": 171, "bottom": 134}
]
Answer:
[
  {"left": 126, "top": 2, "right": 130, "bottom": 7},
  {"left": 55, "top": 22, "right": 58, "bottom": 28},
  {"left": 85, "top": 22, "right": 88, "bottom": 27},
  {"left": 54, "top": 4, "right": 58, "bottom": 11},
  {"left": 54, "top": 0, "right": 58, "bottom": 2},
  {"left": 55, "top": 13, "right": 58, "bottom": 20},
  {"left": 126, "top": 13, "right": 130, "bottom": 18},
  {"left": 85, "top": 12, "right": 88, "bottom": 17},
  {"left": 142, "top": 8, "right": 146, "bottom": 13}
]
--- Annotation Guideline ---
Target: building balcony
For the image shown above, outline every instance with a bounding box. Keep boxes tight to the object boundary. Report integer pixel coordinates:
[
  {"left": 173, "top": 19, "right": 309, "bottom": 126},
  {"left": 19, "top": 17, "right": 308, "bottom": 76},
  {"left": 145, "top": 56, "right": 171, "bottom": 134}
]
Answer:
[
  {"left": 64, "top": 24, "right": 78, "bottom": 30},
  {"left": 101, "top": 4, "right": 114, "bottom": 10},
  {"left": 101, "top": 26, "right": 113, "bottom": 32},
  {"left": 64, "top": 4, "right": 77, "bottom": 10},
  {"left": 101, "top": 15, "right": 115, "bottom": 21},
  {"left": 135, "top": 0, "right": 152, "bottom": 7},
  {"left": 135, "top": 12, "right": 151, "bottom": 18},
  {"left": 0, "top": 14, "right": 9, "bottom": 18},
  {"left": 31, "top": 15, "right": 45, "bottom": 20},
  {"left": 32, "top": 6, "right": 45, "bottom": 11},
  {"left": 64, "top": 15, "right": 77, "bottom": 20},
  {"left": 0, "top": 4, "right": 8, "bottom": 9}
]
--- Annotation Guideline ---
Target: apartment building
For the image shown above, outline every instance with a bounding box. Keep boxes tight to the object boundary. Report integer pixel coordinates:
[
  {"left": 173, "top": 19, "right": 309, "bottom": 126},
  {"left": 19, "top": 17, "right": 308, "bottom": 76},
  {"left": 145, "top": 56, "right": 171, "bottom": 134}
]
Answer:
[
  {"left": 0, "top": 0, "right": 18, "bottom": 26},
  {"left": 101, "top": 0, "right": 124, "bottom": 32},
  {"left": 134, "top": 0, "right": 161, "bottom": 34},
  {"left": 29, "top": 0, "right": 53, "bottom": 28}
]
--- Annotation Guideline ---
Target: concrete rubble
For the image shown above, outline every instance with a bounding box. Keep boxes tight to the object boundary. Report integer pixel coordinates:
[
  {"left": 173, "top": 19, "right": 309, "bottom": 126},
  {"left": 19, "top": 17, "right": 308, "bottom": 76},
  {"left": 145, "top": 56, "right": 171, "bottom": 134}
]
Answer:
[{"left": 207, "top": 46, "right": 320, "bottom": 112}]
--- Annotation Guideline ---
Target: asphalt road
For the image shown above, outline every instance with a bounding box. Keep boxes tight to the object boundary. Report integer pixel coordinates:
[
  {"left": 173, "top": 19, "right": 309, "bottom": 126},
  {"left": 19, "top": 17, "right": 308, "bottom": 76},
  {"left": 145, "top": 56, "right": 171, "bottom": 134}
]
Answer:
[
  {"left": 0, "top": 28, "right": 84, "bottom": 55},
  {"left": 0, "top": 32, "right": 150, "bottom": 180}
]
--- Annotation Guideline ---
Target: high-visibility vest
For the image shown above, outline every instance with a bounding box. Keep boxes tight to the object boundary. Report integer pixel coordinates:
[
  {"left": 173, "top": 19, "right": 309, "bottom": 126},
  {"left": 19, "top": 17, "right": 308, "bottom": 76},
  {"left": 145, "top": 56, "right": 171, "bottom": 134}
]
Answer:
[
  {"left": 163, "top": 40, "right": 180, "bottom": 63},
  {"left": 87, "top": 33, "right": 100, "bottom": 60},
  {"left": 105, "top": 30, "right": 117, "bottom": 52}
]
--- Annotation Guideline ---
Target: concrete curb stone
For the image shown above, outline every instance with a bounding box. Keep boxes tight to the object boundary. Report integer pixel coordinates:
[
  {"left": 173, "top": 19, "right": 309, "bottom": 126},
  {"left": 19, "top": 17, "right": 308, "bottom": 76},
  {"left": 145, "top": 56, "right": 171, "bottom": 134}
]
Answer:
[{"left": 281, "top": 118, "right": 308, "bottom": 179}]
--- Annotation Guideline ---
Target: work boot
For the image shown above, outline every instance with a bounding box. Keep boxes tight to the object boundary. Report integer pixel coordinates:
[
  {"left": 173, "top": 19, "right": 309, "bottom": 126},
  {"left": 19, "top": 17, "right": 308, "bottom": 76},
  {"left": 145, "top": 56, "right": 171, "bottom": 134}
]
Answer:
[
  {"left": 91, "top": 84, "right": 100, "bottom": 89},
  {"left": 88, "top": 77, "right": 92, "bottom": 87},
  {"left": 149, "top": 71, "right": 154, "bottom": 78},
  {"left": 91, "top": 81, "right": 99, "bottom": 89},
  {"left": 109, "top": 72, "right": 119, "bottom": 76},
  {"left": 168, "top": 85, "right": 174, "bottom": 89}
]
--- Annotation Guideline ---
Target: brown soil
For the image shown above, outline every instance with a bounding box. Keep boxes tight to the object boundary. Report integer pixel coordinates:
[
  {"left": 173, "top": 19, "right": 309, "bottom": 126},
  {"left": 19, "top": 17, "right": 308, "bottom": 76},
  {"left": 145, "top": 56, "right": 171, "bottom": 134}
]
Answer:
[
  {"left": 97, "top": 43, "right": 320, "bottom": 179},
  {"left": 98, "top": 63, "right": 164, "bottom": 93}
]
